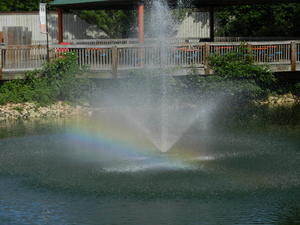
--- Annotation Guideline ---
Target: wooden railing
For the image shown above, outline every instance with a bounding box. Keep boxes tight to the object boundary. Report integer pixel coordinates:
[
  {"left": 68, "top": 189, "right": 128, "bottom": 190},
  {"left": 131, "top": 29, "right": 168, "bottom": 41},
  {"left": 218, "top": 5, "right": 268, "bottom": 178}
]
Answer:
[
  {"left": 30, "top": 37, "right": 300, "bottom": 45},
  {"left": 1, "top": 41, "right": 300, "bottom": 79},
  {"left": 51, "top": 43, "right": 206, "bottom": 71},
  {"left": 31, "top": 38, "right": 200, "bottom": 46},
  {"left": 0, "top": 45, "right": 49, "bottom": 72}
]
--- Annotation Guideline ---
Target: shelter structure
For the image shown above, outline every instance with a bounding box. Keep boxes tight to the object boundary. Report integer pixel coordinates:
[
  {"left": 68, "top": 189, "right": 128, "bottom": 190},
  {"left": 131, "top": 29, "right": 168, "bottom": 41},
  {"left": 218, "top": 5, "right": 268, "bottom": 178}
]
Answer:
[
  {"left": 50, "top": 0, "right": 145, "bottom": 44},
  {"left": 50, "top": 0, "right": 300, "bottom": 44},
  {"left": 1, "top": 0, "right": 300, "bottom": 79}
]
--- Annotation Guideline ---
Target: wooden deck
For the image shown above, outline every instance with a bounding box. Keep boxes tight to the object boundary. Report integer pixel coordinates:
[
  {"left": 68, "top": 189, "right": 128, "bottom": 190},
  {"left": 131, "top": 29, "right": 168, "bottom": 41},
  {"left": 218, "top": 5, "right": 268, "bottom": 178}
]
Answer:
[{"left": 1, "top": 40, "right": 300, "bottom": 79}]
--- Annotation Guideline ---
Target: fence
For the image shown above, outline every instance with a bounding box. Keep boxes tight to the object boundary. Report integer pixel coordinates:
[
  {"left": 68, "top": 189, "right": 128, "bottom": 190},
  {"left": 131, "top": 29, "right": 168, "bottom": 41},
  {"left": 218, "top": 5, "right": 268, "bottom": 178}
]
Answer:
[
  {"left": 1, "top": 41, "right": 300, "bottom": 78},
  {"left": 0, "top": 45, "right": 48, "bottom": 72},
  {"left": 51, "top": 43, "right": 206, "bottom": 71},
  {"left": 44, "top": 38, "right": 208, "bottom": 45}
]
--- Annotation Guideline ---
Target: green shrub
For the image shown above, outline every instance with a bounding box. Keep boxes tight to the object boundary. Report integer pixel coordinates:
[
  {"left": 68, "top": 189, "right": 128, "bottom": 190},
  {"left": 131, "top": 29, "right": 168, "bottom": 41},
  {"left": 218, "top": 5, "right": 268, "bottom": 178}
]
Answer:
[
  {"left": 0, "top": 53, "right": 95, "bottom": 105},
  {"left": 206, "top": 46, "right": 276, "bottom": 101},
  {"left": 0, "top": 80, "right": 33, "bottom": 104}
]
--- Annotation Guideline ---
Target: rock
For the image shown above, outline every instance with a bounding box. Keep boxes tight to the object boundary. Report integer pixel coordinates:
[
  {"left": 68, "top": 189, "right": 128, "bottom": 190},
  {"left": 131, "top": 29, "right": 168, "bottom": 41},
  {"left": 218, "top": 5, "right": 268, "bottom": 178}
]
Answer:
[
  {"left": 0, "top": 102, "right": 90, "bottom": 122},
  {"left": 286, "top": 98, "right": 295, "bottom": 103},
  {"left": 256, "top": 94, "right": 299, "bottom": 107}
]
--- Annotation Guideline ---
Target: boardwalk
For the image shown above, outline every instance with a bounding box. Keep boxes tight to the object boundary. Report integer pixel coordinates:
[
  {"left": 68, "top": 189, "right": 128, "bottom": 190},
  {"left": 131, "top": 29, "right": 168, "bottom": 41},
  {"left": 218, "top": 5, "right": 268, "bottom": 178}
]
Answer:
[{"left": 1, "top": 40, "right": 300, "bottom": 79}]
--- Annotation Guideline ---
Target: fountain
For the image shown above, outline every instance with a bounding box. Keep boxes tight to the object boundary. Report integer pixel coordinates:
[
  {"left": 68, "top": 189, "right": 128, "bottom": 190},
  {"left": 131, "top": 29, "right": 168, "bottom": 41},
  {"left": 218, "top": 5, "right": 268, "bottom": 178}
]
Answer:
[
  {"left": 92, "top": 0, "right": 215, "bottom": 153},
  {"left": 0, "top": 1, "right": 299, "bottom": 224}
]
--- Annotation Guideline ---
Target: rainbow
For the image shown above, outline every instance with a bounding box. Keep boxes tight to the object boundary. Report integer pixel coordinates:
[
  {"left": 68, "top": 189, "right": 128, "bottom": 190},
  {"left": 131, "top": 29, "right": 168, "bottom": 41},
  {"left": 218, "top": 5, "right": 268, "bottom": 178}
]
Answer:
[{"left": 63, "top": 116, "right": 198, "bottom": 172}]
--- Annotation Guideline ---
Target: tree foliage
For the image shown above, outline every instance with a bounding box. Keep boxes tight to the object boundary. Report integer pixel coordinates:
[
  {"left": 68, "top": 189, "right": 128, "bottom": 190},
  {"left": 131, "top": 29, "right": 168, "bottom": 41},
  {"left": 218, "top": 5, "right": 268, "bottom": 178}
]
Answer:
[
  {"left": 0, "top": 0, "right": 52, "bottom": 12},
  {"left": 1, "top": 0, "right": 299, "bottom": 38},
  {"left": 205, "top": 46, "right": 276, "bottom": 100},
  {"left": 0, "top": 53, "right": 94, "bottom": 105},
  {"left": 208, "top": 46, "right": 275, "bottom": 86},
  {"left": 216, "top": 3, "right": 300, "bottom": 37},
  {"left": 76, "top": 10, "right": 137, "bottom": 38},
  {"left": 76, "top": 8, "right": 190, "bottom": 38}
]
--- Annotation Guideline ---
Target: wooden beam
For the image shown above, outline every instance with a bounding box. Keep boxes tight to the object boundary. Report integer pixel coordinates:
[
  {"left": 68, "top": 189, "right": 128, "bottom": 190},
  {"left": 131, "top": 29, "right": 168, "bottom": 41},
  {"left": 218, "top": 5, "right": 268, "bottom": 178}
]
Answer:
[
  {"left": 58, "top": 8, "right": 63, "bottom": 43},
  {"left": 204, "top": 43, "right": 210, "bottom": 74},
  {"left": 111, "top": 46, "right": 118, "bottom": 78}
]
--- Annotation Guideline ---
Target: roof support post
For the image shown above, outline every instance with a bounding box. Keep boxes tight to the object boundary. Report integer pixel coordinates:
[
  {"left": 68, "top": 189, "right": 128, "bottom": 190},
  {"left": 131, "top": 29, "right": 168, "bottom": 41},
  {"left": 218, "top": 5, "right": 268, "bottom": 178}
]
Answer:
[
  {"left": 58, "top": 8, "right": 63, "bottom": 43},
  {"left": 138, "top": 2, "right": 145, "bottom": 66},
  {"left": 209, "top": 6, "right": 215, "bottom": 42},
  {"left": 138, "top": 2, "right": 145, "bottom": 44}
]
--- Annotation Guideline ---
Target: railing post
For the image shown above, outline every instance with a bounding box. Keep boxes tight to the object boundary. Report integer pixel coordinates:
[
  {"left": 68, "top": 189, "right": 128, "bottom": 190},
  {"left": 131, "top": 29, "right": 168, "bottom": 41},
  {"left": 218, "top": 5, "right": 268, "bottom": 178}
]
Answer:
[
  {"left": 291, "top": 41, "right": 297, "bottom": 72},
  {"left": 139, "top": 46, "right": 145, "bottom": 67},
  {"left": 247, "top": 43, "right": 252, "bottom": 55},
  {"left": 204, "top": 43, "right": 210, "bottom": 75},
  {"left": 112, "top": 46, "right": 118, "bottom": 78},
  {"left": 49, "top": 47, "right": 55, "bottom": 62}
]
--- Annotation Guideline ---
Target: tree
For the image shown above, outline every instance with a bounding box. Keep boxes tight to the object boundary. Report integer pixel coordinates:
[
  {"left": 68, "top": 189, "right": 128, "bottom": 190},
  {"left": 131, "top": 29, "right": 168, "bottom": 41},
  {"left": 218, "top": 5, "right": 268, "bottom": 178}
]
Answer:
[
  {"left": 76, "top": 8, "right": 189, "bottom": 39},
  {"left": 0, "top": 0, "right": 52, "bottom": 12},
  {"left": 76, "top": 10, "right": 137, "bottom": 38},
  {"left": 216, "top": 3, "right": 300, "bottom": 37}
]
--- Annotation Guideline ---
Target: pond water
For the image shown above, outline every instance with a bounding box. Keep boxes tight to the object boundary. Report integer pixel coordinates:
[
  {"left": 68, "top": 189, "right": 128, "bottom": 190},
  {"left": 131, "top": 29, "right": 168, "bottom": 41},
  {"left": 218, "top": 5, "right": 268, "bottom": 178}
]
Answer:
[{"left": 0, "top": 105, "right": 299, "bottom": 225}]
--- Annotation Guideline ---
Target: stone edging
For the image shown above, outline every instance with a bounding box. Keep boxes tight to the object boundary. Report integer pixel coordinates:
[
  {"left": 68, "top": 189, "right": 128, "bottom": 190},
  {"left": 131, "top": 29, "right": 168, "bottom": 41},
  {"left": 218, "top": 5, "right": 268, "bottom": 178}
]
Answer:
[
  {"left": 256, "top": 93, "right": 300, "bottom": 106},
  {"left": 0, "top": 102, "right": 90, "bottom": 122}
]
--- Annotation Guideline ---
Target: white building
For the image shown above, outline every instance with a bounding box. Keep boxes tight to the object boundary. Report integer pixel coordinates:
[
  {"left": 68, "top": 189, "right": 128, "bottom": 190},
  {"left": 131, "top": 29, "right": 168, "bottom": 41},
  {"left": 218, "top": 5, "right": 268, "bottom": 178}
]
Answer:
[{"left": 0, "top": 11, "right": 210, "bottom": 43}]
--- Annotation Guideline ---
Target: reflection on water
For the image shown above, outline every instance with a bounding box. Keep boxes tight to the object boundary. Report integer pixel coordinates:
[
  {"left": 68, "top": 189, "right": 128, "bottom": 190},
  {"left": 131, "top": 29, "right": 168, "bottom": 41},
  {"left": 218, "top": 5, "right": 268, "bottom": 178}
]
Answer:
[{"left": 0, "top": 105, "right": 299, "bottom": 225}]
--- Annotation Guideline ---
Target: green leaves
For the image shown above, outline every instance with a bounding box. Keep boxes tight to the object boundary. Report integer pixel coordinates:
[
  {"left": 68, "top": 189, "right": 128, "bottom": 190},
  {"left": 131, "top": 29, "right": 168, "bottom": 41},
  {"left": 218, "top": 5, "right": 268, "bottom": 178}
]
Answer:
[
  {"left": 0, "top": 53, "right": 94, "bottom": 105},
  {"left": 216, "top": 3, "right": 300, "bottom": 37},
  {"left": 209, "top": 46, "right": 275, "bottom": 85},
  {"left": 205, "top": 46, "right": 276, "bottom": 101},
  {"left": 77, "top": 10, "right": 136, "bottom": 38},
  {"left": 0, "top": 0, "right": 52, "bottom": 12}
]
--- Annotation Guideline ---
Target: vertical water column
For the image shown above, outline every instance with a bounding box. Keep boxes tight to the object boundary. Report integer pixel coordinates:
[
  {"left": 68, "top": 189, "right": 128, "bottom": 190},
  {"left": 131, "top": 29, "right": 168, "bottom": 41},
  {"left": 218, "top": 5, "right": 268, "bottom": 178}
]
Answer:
[{"left": 148, "top": 0, "right": 175, "bottom": 152}]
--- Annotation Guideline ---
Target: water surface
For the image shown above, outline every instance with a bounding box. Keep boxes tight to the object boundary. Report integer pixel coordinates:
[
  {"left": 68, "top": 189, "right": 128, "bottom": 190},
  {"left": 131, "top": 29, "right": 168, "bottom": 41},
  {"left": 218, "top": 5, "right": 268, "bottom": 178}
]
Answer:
[{"left": 0, "top": 106, "right": 299, "bottom": 225}]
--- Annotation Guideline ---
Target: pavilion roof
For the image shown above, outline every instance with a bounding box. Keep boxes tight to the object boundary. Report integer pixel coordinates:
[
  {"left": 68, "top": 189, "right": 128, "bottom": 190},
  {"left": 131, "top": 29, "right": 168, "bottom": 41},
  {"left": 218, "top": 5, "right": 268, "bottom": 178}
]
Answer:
[
  {"left": 49, "top": 0, "right": 139, "bottom": 9},
  {"left": 50, "top": 0, "right": 300, "bottom": 8}
]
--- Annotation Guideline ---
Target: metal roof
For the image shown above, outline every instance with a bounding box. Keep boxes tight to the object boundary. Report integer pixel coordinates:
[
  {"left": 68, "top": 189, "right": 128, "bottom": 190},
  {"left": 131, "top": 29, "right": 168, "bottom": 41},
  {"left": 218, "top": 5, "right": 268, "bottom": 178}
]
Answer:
[
  {"left": 49, "top": 0, "right": 140, "bottom": 9},
  {"left": 50, "top": 0, "right": 300, "bottom": 8}
]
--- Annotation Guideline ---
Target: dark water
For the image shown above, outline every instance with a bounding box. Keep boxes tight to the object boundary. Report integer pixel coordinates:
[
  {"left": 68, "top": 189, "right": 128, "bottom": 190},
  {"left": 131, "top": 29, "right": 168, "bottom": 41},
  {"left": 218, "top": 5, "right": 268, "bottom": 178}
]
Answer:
[{"left": 0, "top": 105, "right": 299, "bottom": 225}]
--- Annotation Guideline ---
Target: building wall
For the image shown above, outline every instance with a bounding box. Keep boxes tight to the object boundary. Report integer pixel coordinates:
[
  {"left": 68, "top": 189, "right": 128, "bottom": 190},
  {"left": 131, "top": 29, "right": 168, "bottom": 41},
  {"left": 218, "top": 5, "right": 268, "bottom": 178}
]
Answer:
[
  {"left": 0, "top": 12, "right": 107, "bottom": 42},
  {"left": 176, "top": 11, "right": 210, "bottom": 38},
  {"left": 0, "top": 11, "right": 210, "bottom": 42}
]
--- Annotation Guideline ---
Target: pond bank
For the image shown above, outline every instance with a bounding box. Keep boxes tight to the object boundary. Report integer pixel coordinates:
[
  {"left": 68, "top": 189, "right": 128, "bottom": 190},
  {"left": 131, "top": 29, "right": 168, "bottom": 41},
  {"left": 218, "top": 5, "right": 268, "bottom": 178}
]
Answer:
[
  {"left": 0, "top": 94, "right": 299, "bottom": 122},
  {"left": 0, "top": 102, "right": 91, "bottom": 122},
  {"left": 256, "top": 93, "right": 300, "bottom": 106}
]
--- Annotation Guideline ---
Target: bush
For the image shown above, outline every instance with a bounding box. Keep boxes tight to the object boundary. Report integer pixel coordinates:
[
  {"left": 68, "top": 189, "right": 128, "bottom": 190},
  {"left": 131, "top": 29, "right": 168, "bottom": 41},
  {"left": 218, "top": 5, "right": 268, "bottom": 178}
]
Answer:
[
  {"left": 0, "top": 53, "right": 95, "bottom": 105},
  {"left": 206, "top": 46, "right": 276, "bottom": 101}
]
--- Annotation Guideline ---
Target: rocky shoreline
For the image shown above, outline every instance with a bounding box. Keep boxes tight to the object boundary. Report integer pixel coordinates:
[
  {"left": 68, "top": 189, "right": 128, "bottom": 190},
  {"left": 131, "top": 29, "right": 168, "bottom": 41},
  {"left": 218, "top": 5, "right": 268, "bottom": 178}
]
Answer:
[
  {"left": 256, "top": 93, "right": 300, "bottom": 106},
  {"left": 0, "top": 94, "right": 299, "bottom": 122},
  {"left": 0, "top": 102, "right": 90, "bottom": 122}
]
